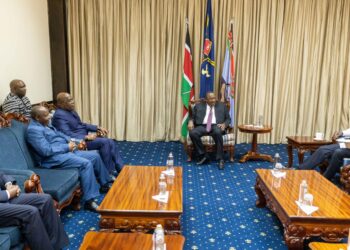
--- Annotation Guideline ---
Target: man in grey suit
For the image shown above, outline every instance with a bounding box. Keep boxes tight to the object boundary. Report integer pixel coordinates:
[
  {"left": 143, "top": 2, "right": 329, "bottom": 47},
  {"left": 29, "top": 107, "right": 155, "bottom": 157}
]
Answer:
[
  {"left": 188, "top": 92, "right": 231, "bottom": 170},
  {"left": 0, "top": 172, "right": 69, "bottom": 250}
]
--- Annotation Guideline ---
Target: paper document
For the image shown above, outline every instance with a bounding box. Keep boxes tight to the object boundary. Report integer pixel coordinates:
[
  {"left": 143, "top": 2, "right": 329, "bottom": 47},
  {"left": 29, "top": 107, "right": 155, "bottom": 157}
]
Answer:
[
  {"left": 152, "top": 191, "right": 169, "bottom": 203},
  {"left": 270, "top": 170, "right": 286, "bottom": 178},
  {"left": 162, "top": 169, "right": 175, "bottom": 176},
  {"left": 295, "top": 201, "right": 319, "bottom": 215}
]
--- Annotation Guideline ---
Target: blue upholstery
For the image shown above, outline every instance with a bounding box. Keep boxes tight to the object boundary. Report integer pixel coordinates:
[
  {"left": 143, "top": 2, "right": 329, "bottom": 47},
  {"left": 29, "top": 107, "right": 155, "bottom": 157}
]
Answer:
[
  {"left": 0, "top": 227, "right": 22, "bottom": 249},
  {"left": 0, "top": 234, "right": 10, "bottom": 250},
  {"left": 33, "top": 168, "right": 80, "bottom": 205},
  {"left": 0, "top": 120, "right": 81, "bottom": 248}
]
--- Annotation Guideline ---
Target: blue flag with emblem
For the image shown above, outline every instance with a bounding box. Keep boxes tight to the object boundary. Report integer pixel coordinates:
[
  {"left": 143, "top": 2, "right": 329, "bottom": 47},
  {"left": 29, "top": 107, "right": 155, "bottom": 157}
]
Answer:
[{"left": 200, "top": 0, "right": 215, "bottom": 98}]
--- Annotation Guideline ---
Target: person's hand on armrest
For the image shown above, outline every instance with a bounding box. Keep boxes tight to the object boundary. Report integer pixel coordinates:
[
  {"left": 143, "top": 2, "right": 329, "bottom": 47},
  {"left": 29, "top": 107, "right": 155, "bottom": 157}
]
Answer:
[
  {"left": 97, "top": 127, "right": 108, "bottom": 137},
  {"left": 7, "top": 185, "right": 21, "bottom": 199},
  {"left": 68, "top": 141, "right": 76, "bottom": 152},
  {"left": 332, "top": 131, "right": 342, "bottom": 142},
  {"left": 217, "top": 123, "right": 226, "bottom": 131},
  {"left": 188, "top": 120, "right": 194, "bottom": 131}
]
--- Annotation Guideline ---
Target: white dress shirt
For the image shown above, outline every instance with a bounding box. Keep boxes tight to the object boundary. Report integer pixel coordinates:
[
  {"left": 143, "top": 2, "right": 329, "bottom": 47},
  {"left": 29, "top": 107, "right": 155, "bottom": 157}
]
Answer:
[{"left": 203, "top": 104, "right": 216, "bottom": 124}]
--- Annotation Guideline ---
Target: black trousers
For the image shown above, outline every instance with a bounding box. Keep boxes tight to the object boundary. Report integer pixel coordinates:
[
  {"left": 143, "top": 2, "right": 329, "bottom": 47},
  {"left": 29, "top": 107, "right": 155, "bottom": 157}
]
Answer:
[
  {"left": 189, "top": 125, "right": 224, "bottom": 161},
  {"left": 0, "top": 193, "right": 69, "bottom": 250},
  {"left": 299, "top": 143, "right": 350, "bottom": 180}
]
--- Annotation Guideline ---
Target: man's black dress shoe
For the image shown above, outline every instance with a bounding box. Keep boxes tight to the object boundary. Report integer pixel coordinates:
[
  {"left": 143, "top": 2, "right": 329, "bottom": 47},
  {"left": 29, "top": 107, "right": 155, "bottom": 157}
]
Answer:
[
  {"left": 84, "top": 200, "right": 99, "bottom": 212},
  {"left": 100, "top": 184, "right": 111, "bottom": 193},
  {"left": 218, "top": 160, "right": 225, "bottom": 170},
  {"left": 196, "top": 156, "right": 208, "bottom": 165}
]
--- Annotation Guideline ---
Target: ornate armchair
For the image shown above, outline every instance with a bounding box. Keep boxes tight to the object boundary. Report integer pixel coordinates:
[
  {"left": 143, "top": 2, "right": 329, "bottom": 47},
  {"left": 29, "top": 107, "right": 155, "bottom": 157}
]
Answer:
[
  {"left": 184, "top": 100, "right": 235, "bottom": 162},
  {"left": 340, "top": 165, "right": 350, "bottom": 193}
]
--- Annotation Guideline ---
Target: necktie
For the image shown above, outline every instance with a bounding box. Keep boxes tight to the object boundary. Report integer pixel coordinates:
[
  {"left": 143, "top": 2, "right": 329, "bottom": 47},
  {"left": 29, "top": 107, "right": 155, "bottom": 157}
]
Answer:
[{"left": 206, "top": 108, "right": 213, "bottom": 132}]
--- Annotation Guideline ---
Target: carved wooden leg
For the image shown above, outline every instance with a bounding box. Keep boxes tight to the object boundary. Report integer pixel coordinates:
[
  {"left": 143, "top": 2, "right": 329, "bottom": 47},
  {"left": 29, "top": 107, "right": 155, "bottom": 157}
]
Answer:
[
  {"left": 284, "top": 225, "right": 305, "bottom": 250},
  {"left": 71, "top": 188, "right": 82, "bottom": 211},
  {"left": 340, "top": 165, "right": 350, "bottom": 193},
  {"left": 297, "top": 149, "right": 306, "bottom": 165},
  {"left": 254, "top": 179, "right": 266, "bottom": 208},
  {"left": 287, "top": 143, "right": 293, "bottom": 168},
  {"left": 229, "top": 146, "right": 234, "bottom": 162}
]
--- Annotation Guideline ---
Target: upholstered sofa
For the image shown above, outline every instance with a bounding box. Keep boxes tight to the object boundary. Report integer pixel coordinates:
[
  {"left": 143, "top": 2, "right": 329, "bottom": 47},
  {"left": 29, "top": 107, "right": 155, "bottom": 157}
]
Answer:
[{"left": 0, "top": 117, "right": 81, "bottom": 249}]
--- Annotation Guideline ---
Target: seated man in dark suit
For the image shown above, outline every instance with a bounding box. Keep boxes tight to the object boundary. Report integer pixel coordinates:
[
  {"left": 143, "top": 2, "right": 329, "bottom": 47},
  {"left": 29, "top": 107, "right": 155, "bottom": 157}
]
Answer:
[
  {"left": 299, "top": 129, "right": 350, "bottom": 180},
  {"left": 0, "top": 171, "right": 69, "bottom": 250},
  {"left": 188, "top": 92, "right": 231, "bottom": 170},
  {"left": 27, "top": 106, "right": 112, "bottom": 212},
  {"left": 52, "top": 92, "right": 124, "bottom": 176}
]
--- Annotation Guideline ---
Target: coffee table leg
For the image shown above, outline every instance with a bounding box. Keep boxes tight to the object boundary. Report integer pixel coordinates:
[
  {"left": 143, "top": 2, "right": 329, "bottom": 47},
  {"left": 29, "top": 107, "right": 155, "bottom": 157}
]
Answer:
[
  {"left": 287, "top": 143, "right": 293, "bottom": 168},
  {"left": 254, "top": 178, "right": 266, "bottom": 208},
  {"left": 284, "top": 225, "right": 305, "bottom": 249},
  {"left": 297, "top": 149, "right": 306, "bottom": 165}
]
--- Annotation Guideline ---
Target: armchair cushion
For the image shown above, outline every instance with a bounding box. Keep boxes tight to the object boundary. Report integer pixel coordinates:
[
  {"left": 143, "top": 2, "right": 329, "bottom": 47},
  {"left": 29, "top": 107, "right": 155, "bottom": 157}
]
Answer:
[
  {"left": 32, "top": 168, "right": 80, "bottom": 206},
  {"left": 0, "top": 227, "right": 22, "bottom": 249}
]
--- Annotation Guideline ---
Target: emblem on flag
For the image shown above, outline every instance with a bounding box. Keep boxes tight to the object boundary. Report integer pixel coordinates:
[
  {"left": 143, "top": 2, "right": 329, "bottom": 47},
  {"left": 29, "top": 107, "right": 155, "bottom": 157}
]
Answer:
[{"left": 203, "top": 39, "right": 212, "bottom": 56}]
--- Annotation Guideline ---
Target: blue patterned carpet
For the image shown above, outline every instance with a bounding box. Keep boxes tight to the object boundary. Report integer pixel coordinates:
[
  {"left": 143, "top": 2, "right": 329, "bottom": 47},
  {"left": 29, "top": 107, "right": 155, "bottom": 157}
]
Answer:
[{"left": 60, "top": 142, "right": 340, "bottom": 250}]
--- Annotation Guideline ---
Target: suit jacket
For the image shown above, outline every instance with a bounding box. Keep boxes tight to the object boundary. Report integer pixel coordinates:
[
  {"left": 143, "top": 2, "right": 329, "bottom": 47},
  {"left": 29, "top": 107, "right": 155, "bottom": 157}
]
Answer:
[
  {"left": 190, "top": 102, "right": 231, "bottom": 127},
  {"left": 52, "top": 109, "right": 98, "bottom": 140},
  {"left": 26, "top": 120, "right": 72, "bottom": 168},
  {"left": 0, "top": 172, "right": 15, "bottom": 202}
]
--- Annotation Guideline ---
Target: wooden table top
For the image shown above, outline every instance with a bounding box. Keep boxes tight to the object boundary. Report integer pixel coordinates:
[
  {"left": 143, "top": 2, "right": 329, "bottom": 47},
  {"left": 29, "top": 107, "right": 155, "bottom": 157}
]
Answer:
[
  {"left": 309, "top": 242, "right": 348, "bottom": 250},
  {"left": 80, "top": 231, "right": 185, "bottom": 250},
  {"left": 286, "top": 136, "right": 333, "bottom": 145},
  {"left": 256, "top": 169, "right": 350, "bottom": 221},
  {"left": 98, "top": 166, "right": 183, "bottom": 214},
  {"left": 238, "top": 124, "right": 272, "bottom": 133}
]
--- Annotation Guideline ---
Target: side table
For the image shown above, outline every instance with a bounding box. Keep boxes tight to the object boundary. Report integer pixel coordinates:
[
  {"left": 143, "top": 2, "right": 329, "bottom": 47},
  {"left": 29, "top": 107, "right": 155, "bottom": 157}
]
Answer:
[
  {"left": 286, "top": 136, "right": 333, "bottom": 168},
  {"left": 238, "top": 124, "right": 273, "bottom": 163}
]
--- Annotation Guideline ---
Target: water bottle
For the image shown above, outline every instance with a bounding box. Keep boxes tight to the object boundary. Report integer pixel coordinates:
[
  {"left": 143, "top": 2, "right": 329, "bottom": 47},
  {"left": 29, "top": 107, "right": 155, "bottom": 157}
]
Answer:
[
  {"left": 153, "top": 224, "right": 165, "bottom": 250},
  {"left": 167, "top": 152, "right": 174, "bottom": 173},
  {"left": 298, "top": 180, "right": 308, "bottom": 204},
  {"left": 272, "top": 153, "right": 282, "bottom": 175},
  {"left": 159, "top": 174, "right": 167, "bottom": 196}
]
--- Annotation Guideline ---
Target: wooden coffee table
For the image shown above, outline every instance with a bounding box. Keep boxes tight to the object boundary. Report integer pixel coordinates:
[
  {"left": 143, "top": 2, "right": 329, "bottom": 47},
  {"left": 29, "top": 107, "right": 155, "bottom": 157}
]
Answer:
[
  {"left": 255, "top": 169, "right": 350, "bottom": 249},
  {"left": 238, "top": 124, "right": 273, "bottom": 162},
  {"left": 80, "top": 231, "right": 185, "bottom": 250},
  {"left": 286, "top": 136, "right": 333, "bottom": 167},
  {"left": 98, "top": 166, "right": 183, "bottom": 234}
]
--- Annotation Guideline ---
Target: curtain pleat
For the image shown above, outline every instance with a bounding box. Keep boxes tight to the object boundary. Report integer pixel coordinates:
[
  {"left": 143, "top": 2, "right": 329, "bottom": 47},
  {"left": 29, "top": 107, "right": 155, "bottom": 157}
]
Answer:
[{"left": 66, "top": 0, "right": 350, "bottom": 142}]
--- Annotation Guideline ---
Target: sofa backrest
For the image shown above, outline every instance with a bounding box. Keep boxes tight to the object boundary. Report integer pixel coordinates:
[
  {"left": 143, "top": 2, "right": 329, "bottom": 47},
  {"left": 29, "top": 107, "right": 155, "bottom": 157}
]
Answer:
[
  {"left": 7, "top": 120, "right": 36, "bottom": 169},
  {"left": 0, "top": 125, "right": 29, "bottom": 170},
  {"left": 0, "top": 120, "right": 38, "bottom": 170}
]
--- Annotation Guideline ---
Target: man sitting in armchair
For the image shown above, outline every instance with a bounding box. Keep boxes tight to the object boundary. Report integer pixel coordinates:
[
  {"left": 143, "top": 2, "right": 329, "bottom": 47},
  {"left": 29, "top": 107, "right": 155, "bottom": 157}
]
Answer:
[
  {"left": 52, "top": 92, "right": 124, "bottom": 176},
  {"left": 299, "top": 128, "right": 350, "bottom": 180},
  {"left": 0, "top": 171, "right": 69, "bottom": 250},
  {"left": 188, "top": 92, "right": 231, "bottom": 170}
]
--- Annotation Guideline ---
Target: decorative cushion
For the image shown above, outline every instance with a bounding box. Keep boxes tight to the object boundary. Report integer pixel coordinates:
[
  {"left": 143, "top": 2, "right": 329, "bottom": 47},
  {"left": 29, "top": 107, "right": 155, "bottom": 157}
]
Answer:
[
  {"left": 32, "top": 168, "right": 80, "bottom": 205},
  {"left": 0, "top": 226, "right": 22, "bottom": 248},
  {"left": 187, "top": 133, "right": 235, "bottom": 146}
]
